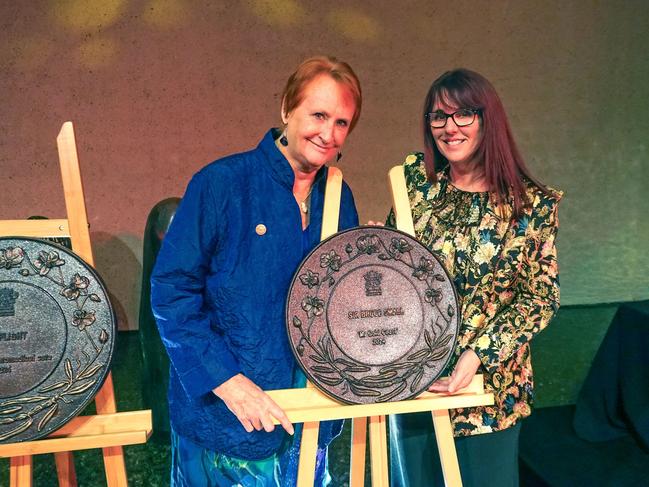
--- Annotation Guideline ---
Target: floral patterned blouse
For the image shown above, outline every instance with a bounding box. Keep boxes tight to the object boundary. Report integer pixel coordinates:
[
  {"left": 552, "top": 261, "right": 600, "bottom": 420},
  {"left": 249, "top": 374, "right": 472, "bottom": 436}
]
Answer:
[{"left": 386, "top": 153, "right": 563, "bottom": 436}]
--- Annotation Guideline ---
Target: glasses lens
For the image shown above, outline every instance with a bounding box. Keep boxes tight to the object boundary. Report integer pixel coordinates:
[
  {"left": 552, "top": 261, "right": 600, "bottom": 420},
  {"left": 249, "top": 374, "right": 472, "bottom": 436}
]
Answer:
[
  {"left": 453, "top": 109, "right": 476, "bottom": 127},
  {"left": 429, "top": 111, "right": 447, "bottom": 128}
]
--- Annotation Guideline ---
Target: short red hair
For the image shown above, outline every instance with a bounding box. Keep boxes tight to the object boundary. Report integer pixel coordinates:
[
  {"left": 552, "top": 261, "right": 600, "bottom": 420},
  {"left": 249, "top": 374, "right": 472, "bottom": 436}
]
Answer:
[{"left": 281, "top": 56, "right": 362, "bottom": 132}]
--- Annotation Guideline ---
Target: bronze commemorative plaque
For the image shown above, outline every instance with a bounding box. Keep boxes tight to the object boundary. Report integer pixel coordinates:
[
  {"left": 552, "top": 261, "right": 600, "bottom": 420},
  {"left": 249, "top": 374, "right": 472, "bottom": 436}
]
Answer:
[
  {"left": 286, "top": 227, "right": 460, "bottom": 404},
  {"left": 0, "top": 237, "right": 116, "bottom": 443}
]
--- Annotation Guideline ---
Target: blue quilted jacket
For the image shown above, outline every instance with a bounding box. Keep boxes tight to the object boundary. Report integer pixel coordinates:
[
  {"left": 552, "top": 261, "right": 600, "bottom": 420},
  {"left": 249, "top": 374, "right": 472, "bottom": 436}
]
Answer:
[{"left": 151, "top": 129, "right": 358, "bottom": 459}]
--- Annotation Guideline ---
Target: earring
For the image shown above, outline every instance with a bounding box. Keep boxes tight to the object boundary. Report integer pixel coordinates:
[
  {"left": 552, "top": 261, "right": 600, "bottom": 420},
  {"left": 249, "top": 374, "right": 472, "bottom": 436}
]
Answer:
[
  {"left": 280, "top": 133, "right": 288, "bottom": 147},
  {"left": 337, "top": 152, "right": 342, "bottom": 162}
]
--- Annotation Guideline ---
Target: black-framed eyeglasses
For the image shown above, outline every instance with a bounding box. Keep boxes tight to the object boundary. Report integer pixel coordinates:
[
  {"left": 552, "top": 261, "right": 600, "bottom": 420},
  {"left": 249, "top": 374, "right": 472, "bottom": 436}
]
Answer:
[{"left": 426, "top": 108, "right": 481, "bottom": 128}]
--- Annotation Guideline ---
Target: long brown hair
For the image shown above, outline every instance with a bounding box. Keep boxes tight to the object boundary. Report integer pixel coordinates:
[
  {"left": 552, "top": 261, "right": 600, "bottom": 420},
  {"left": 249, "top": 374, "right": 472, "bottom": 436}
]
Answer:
[{"left": 422, "top": 68, "right": 551, "bottom": 218}]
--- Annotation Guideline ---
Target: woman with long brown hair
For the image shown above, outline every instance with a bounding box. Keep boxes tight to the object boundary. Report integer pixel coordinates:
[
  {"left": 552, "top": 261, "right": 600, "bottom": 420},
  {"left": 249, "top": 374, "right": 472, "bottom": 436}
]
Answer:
[{"left": 388, "top": 68, "right": 562, "bottom": 487}]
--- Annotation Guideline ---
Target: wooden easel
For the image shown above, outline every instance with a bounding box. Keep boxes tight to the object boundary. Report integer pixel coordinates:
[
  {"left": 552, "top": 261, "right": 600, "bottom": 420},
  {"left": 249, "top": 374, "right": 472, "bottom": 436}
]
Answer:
[
  {"left": 270, "top": 166, "right": 494, "bottom": 486},
  {"left": 270, "top": 375, "right": 492, "bottom": 486},
  {"left": 0, "top": 122, "right": 152, "bottom": 486}
]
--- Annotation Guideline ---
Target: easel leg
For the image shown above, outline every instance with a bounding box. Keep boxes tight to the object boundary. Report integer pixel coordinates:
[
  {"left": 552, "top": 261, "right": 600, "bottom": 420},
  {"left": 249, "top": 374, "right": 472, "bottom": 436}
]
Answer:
[
  {"left": 296, "top": 421, "right": 320, "bottom": 487},
  {"left": 57, "top": 122, "right": 130, "bottom": 486},
  {"left": 10, "top": 455, "right": 32, "bottom": 487},
  {"left": 368, "top": 415, "right": 389, "bottom": 487},
  {"left": 55, "top": 451, "right": 78, "bottom": 486},
  {"left": 102, "top": 445, "right": 128, "bottom": 487},
  {"left": 431, "top": 409, "right": 463, "bottom": 487},
  {"left": 93, "top": 373, "right": 127, "bottom": 486},
  {"left": 349, "top": 417, "right": 367, "bottom": 487}
]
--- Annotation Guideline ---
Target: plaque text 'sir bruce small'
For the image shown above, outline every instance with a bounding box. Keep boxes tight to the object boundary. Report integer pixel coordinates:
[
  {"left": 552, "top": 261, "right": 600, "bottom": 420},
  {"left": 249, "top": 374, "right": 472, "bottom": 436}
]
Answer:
[{"left": 347, "top": 307, "right": 405, "bottom": 320}]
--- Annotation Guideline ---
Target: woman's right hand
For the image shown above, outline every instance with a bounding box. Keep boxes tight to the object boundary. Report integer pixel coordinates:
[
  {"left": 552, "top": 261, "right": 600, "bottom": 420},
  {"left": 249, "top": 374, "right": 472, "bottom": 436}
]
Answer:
[
  {"left": 428, "top": 349, "right": 481, "bottom": 394},
  {"left": 366, "top": 220, "right": 384, "bottom": 226},
  {"left": 212, "top": 374, "right": 294, "bottom": 435}
]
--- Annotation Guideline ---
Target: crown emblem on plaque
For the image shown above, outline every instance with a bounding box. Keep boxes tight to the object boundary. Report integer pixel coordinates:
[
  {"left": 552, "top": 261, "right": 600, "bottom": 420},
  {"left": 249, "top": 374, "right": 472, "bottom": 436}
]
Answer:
[
  {"left": 0, "top": 288, "right": 19, "bottom": 318},
  {"left": 364, "top": 271, "right": 383, "bottom": 297}
]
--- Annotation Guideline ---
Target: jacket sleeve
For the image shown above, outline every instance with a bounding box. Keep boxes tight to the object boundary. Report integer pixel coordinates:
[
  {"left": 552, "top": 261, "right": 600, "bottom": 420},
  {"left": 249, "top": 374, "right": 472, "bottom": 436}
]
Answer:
[
  {"left": 469, "top": 194, "right": 562, "bottom": 371},
  {"left": 151, "top": 171, "right": 242, "bottom": 398}
]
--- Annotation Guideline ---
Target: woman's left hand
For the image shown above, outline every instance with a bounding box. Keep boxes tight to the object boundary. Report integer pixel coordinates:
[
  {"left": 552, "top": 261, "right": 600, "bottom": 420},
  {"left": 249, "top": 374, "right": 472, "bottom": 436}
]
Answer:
[{"left": 428, "top": 349, "right": 481, "bottom": 394}]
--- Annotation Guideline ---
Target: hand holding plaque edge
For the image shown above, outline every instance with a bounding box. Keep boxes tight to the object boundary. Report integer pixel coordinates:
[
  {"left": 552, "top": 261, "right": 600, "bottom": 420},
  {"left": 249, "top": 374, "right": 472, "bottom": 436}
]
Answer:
[
  {"left": 428, "top": 349, "right": 481, "bottom": 394},
  {"left": 212, "top": 373, "right": 294, "bottom": 435}
]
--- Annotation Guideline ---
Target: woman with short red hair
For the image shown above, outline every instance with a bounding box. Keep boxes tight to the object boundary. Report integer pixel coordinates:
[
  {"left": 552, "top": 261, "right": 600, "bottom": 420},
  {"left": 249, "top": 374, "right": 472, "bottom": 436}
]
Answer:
[
  {"left": 152, "top": 56, "right": 362, "bottom": 486},
  {"left": 388, "top": 69, "right": 562, "bottom": 487}
]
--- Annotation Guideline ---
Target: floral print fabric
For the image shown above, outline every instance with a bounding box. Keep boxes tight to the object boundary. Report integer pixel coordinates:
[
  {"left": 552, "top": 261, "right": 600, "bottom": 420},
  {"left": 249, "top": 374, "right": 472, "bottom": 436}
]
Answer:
[{"left": 387, "top": 153, "right": 562, "bottom": 436}]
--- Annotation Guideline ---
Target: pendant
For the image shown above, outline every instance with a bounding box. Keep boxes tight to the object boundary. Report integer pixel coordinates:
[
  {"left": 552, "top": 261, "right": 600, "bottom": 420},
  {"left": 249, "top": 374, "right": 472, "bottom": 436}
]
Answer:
[{"left": 300, "top": 201, "right": 308, "bottom": 214}]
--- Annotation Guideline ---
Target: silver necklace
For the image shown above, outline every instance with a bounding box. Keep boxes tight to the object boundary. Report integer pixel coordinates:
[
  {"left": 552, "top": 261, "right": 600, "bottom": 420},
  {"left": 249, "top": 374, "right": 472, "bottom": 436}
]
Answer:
[{"left": 298, "top": 186, "right": 314, "bottom": 214}]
